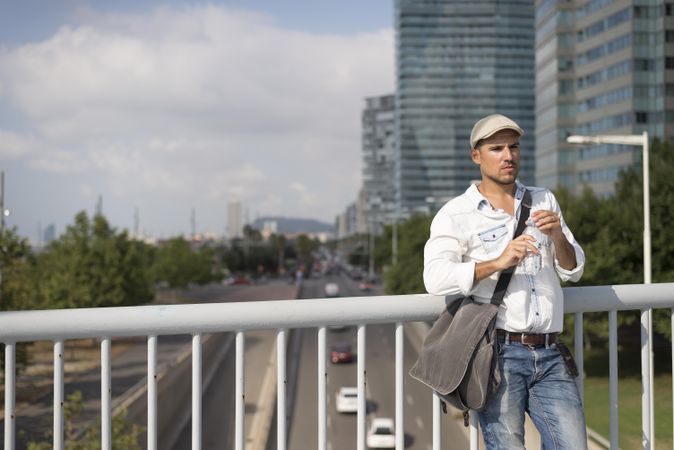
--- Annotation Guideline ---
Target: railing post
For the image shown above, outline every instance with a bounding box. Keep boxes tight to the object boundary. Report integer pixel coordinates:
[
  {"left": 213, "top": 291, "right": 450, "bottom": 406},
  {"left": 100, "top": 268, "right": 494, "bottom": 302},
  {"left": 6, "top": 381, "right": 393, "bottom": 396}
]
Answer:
[
  {"left": 574, "top": 312, "right": 584, "bottom": 401},
  {"left": 357, "top": 324, "right": 367, "bottom": 450},
  {"left": 469, "top": 410, "right": 479, "bottom": 450},
  {"left": 4, "top": 342, "right": 15, "bottom": 450},
  {"left": 235, "top": 331, "right": 245, "bottom": 450},
  {"left": 648, "top": 308, "right": 655, "bottom": 447},
  {"left": 101, "top": 337, "right": 111, "bottom": 450},
  {"left": 277, "top": 328, "right": 287, "bottom": 450},
  {"left": 54, "top": 340, "right": 64, "bottom": 450},
  {"left": 318, "top": 326, "right": 327, "bottom": 450},
  {"left": 641, "top": 309, "right": 652, "bottom": 449},
  {"left": 395, "top": 322, "right": 404, "bottom": 450},
  {"left": 608, "top": 311, "right": 619, "bottom": 449},
  {"left": 432, "top": 390, "right": 441, "bottom": 450},
  {"left": 192, "top": 333, "right": 202, "bottom": 450},
  {"left": 147, "top": 335, "right": 157, "bottom": 450}
]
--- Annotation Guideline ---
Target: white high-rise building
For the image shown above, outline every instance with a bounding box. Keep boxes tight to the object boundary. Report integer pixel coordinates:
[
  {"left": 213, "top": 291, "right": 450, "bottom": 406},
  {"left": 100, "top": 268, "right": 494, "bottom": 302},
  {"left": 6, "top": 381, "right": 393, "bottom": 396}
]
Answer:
[
  {"left": 535, "top": 0, "right": 673, "bottom": 196},
  {"left": 362, "top": 94, "right": 396, "bottom": 234}
]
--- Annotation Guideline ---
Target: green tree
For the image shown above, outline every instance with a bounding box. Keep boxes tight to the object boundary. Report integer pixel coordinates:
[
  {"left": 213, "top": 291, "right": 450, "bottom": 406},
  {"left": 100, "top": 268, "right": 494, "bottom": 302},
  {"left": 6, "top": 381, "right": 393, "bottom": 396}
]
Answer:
[
  {"left": 556, "top": 138, "right": 674, "bottom": 342},
  {"left": 268, "top": 234, "right": 287, "bottom": 273},
  {"left": 151, "top": 237, "right": 222, "bottom": 288},
  {"left": 373, "top": 225, "right": 394, "bottom": 270},
  {"left": 0, "top": 229, "right": 39, "bottom": 370},
  {"left": 0, "top": 228, "right": 38, "bottom": 311},
  {"left": 27, "top": 390, "right": 143, "bottom": 450},
  {"left": 36, "top": 212, "right": 154, "bottom": 309},
  {"left": 243, "top": 225, "right": 262, "bottom": 242},
  {"left": 383, "top": 214, "right": 432, "bottom": 294},
  {"left": 295, "top": 234, "right": 316, "bottom": 259}
]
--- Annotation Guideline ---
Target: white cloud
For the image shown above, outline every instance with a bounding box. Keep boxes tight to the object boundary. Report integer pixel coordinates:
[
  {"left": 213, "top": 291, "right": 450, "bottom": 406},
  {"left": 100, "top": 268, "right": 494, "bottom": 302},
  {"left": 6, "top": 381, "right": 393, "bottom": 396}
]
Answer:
[
  {"left": 0, "top": 5, "right": 394, "bottom": 235},
  {"left": 0, "top": 129, "right": 38, "bottom": 158},
  {"left": 291, "top": 181, "right": 320, "bottom": 208},
  {"left": 27, "top": 149, "right": 90, "bottom": 173}
]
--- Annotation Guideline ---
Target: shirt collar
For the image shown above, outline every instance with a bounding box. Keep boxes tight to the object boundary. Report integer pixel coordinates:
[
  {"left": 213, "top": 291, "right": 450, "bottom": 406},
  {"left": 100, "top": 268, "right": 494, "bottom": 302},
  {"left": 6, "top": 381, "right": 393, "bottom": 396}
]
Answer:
[{"left": 467, "top": 181, "right": 526, "bottom": 212}]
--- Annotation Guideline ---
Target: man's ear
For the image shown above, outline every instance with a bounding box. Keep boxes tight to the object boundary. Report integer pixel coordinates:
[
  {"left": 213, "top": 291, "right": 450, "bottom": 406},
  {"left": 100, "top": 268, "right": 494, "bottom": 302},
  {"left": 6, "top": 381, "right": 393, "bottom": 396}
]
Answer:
[{"left": 470, "top": 148, "right": 481, "bottom": 165}]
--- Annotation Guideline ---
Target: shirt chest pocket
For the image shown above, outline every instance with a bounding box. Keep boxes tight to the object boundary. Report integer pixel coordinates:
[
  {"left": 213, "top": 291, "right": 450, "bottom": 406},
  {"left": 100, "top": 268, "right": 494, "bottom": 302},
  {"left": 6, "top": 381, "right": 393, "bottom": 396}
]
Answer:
[{"left": 476, "top": 224, "right": 509, "bottom": 258}]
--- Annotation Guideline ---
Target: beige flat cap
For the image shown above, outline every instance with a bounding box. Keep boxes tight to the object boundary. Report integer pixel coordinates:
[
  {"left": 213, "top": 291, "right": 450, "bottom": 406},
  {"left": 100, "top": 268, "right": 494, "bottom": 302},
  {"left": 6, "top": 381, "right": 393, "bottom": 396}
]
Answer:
[{"left": 470, "top": 114, "right": 524, "bottom": 148}]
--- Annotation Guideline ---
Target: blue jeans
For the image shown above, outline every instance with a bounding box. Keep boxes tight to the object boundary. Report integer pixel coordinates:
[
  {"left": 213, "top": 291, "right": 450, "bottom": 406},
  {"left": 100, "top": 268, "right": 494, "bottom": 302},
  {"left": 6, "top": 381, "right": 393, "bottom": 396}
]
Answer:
[{"left": 478, "top": 340, "right": 588, "bottom": 450}]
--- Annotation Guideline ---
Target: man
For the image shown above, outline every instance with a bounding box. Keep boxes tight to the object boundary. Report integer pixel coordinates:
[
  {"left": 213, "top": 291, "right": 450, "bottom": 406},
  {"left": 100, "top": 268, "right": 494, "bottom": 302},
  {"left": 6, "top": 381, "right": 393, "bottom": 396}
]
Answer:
[{"left": 423, "top": 114, "right": 587, "bottom": 449}]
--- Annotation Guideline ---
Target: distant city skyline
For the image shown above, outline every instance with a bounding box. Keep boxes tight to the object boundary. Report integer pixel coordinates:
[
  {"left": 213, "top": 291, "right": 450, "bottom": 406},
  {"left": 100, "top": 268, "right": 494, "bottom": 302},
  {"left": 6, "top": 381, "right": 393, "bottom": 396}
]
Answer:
[{"left": 0, "top": 1, "right": 395, "bottom": 241}]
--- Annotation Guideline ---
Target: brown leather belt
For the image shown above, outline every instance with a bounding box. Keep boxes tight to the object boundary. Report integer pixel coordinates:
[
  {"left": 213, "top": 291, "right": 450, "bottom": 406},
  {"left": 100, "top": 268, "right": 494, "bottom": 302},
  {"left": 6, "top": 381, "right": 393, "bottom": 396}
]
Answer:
[{"left": 496, "top": 330, "right": 557, "bottom": 346}]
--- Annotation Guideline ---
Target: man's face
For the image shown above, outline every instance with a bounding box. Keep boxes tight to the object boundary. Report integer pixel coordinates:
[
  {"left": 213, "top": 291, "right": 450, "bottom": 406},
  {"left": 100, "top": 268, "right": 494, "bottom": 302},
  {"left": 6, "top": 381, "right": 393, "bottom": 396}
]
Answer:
[{"left": 470, "top": 129, "right": 521, "bottom": 186}]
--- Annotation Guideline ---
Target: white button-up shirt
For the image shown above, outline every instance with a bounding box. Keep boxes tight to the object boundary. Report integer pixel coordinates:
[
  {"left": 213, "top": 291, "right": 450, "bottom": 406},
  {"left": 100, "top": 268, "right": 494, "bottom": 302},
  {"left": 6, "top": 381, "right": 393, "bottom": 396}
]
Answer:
[{"left": 423, "top": 182, "right": 585, "bottom": 333}]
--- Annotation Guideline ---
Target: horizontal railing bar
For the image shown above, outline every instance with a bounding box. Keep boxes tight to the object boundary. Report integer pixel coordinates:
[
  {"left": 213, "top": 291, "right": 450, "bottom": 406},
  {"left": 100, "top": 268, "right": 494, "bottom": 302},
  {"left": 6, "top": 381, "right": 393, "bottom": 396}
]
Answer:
[
  {"left": 0, "top": 283, "right": 672, "bottom": 342},
  {"left": 563, "top": 283, "right": 674, "bottom": 313}
]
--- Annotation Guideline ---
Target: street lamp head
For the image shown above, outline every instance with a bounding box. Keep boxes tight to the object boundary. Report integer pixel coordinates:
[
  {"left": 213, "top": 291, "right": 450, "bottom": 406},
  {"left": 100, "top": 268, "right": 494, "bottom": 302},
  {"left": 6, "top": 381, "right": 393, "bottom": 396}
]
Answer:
[
  {"left": 567, "top": 134, "right": 647, "bottom": 146},
  {"left": 566, "top": 135, "right": 595, "bottom": 144}
]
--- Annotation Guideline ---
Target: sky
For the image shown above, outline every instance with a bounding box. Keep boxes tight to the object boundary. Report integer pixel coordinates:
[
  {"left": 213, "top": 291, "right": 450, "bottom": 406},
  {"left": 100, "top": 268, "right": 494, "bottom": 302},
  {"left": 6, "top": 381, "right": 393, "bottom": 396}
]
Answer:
[{"left": 0, "top": 0, "right": 394, "bottom": 241}]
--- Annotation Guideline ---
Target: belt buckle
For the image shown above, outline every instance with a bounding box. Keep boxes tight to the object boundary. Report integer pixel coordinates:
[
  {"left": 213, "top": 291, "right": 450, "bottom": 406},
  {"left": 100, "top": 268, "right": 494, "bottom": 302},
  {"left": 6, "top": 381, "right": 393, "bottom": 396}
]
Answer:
[{"left": 520, "top": 333, "right": 535, "bottom": 345}]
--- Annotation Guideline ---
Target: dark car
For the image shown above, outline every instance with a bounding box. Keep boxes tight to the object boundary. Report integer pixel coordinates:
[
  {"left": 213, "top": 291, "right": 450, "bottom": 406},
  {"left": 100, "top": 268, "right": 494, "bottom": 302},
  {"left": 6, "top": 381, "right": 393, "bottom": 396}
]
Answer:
[{"left": 330, "top": 342, "right": 354, "bottom": 364}]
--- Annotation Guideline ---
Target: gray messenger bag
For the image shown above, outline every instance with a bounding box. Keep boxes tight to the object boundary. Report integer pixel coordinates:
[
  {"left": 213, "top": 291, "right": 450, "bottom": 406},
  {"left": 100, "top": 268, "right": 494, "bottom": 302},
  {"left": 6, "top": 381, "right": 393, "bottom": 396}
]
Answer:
[{"left": 409, "top": 190, "right": 531, "bottom": 424}]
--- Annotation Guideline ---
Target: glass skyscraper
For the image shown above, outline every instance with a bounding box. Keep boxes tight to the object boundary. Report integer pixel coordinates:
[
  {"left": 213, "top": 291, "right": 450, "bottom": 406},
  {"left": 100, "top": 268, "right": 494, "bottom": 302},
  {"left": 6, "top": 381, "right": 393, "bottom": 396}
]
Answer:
[
  {"left": 395, "top": 0, "right": 535, "bottom": 213},
  {"left": 535, "top": 0, "right": 674, "bottom": 196}
]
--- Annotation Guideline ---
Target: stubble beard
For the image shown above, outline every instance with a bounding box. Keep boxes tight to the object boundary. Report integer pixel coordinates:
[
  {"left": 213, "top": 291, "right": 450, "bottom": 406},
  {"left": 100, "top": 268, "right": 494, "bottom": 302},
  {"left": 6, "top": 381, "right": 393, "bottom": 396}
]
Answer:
[{"left": 484, "top": 167, "right": 518, "bottom": 187}]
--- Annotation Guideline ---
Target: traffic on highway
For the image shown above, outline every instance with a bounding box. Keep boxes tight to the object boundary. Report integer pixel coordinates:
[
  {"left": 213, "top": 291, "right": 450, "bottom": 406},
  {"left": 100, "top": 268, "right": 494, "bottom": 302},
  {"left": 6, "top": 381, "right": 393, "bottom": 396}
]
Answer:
[{"left": 287, "top": 270, "right": 468, "bottom": 450}]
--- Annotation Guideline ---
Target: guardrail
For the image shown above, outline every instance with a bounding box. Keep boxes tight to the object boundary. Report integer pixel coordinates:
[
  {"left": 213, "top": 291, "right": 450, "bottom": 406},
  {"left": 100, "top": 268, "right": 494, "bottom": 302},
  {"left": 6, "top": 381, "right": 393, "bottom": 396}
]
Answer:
[{"left": 1, "top": 282, "right": 673, "bottom": 450}]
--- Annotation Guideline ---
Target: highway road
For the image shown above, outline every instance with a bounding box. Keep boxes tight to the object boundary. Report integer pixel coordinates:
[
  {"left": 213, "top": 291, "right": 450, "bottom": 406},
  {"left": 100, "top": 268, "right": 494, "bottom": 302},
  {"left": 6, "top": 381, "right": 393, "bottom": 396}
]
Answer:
[
  {"left": 288, "top": 274, "right": 468, "bottom": 450},
  {"left": 171, "top": 282, "right": 294, "bottom": 450}
]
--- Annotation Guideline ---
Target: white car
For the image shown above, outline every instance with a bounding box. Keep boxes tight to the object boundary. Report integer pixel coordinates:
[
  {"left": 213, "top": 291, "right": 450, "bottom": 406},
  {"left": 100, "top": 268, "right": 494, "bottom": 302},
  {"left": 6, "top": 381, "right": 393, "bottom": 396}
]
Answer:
[
  {"left": 324, "top": 282, "right": 340, "bottom": 297},
  {"left": 366, "top": 417, "right": 396, "bottom": 449},
  {"left": 335, "top": 386, "right": 358, "bottom": 413}
]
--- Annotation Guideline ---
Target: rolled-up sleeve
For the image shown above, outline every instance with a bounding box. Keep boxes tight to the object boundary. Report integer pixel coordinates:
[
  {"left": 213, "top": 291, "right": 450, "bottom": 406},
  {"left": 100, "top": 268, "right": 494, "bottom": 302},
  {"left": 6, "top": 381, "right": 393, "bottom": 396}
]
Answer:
[
  {"left": 423, "top": 212, "right": 475, "bottom": 296},
  {"left": 550, "top": 194, "right": 585, "bottom": 283}
]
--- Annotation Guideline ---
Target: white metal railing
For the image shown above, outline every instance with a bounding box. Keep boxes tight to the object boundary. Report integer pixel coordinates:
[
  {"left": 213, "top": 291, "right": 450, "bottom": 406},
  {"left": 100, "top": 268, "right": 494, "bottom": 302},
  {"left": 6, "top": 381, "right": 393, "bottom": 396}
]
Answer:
[{"left": 1, "top": 282, "right": 673, "bottom": 450}]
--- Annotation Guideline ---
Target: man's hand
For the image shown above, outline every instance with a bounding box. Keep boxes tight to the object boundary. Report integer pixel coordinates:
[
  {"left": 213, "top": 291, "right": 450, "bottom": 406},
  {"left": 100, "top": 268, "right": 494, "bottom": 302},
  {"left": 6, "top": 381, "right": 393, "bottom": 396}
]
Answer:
[
  {"left": 474, "top": 235, "right": 538, "bottom": 282},
  {"left": 531, "top": 209, "right": 577, "bottom": 270},
  {"left": 495, "top": 234, "right": 539, "bottom": 270},
  {"left": 531, "top": 210, "right": 563, "bottom": 240}
]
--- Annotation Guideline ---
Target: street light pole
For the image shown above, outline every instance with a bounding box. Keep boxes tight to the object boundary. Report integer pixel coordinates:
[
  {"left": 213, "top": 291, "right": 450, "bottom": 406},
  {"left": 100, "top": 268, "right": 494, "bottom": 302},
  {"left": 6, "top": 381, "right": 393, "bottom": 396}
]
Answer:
[
  {"left": 641, "top": 131, "right": 651, "bottom": 284},
  {"left": 640, "top": 132, "right": 654, "bottom": 449},
  {"left": 368, "top": 220, "right": 375, "bottom": 280},
  {"left": 392, "top": 217, "right": 398, "bottom": 265},
  {"left": 567, "top": 132, "right": 651, "bottom": 281},
  {"left": 567, "top": 131, "right": 653, "bottom": 447}
]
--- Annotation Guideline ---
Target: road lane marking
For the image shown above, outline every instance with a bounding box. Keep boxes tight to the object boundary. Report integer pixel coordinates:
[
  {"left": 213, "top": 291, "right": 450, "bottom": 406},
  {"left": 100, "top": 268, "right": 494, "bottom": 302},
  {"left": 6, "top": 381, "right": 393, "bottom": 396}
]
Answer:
[
  {"left": 406, "top": 395, "right": 414, "bottom": 405},
  {"left": 416, "top": 416, "right": 424, "bottom": 429}
]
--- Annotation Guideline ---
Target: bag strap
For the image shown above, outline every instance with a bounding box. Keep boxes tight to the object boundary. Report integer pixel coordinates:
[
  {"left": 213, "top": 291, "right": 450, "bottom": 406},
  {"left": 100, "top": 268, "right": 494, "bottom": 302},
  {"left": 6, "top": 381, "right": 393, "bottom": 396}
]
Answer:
[{"left": 490, "top": 189, "right": 532, "bottom": 306}]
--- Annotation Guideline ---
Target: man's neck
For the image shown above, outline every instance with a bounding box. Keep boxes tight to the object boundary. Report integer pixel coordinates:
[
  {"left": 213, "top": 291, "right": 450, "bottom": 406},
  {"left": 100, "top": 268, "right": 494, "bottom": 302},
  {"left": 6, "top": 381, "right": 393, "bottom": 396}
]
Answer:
[{"left": 477, "top": 180, "right": 517, "bottom": 214}]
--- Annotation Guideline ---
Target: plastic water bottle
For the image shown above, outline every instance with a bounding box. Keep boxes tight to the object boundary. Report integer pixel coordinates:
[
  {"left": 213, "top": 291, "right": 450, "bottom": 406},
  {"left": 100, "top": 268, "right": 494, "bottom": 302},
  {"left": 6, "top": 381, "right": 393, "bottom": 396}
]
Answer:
[{"left": 520, "top": 218, "right": 542, "bottom": 276}]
